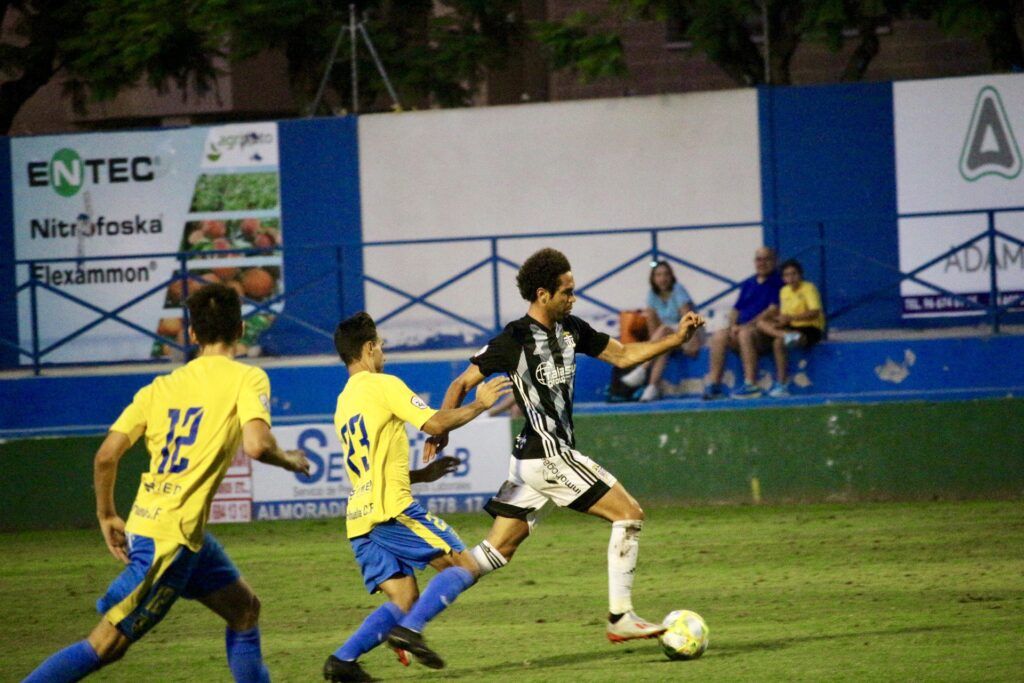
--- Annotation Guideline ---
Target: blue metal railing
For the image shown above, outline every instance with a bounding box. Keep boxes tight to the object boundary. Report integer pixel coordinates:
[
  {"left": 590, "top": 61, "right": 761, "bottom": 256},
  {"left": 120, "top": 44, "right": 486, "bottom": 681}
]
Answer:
[
  {"left": 345, "top": 209, "right": 1024, "bottom": 344},
  {"left": 3, "top": 245, "right": 347, "bottom": 374},
  {"left": 4, "top": 209, "right": 1021, "bottom": 373},
  {"left": 360, "top": 221, "right": 763, "bottom": 347},
  {"left": 816, "top": 206, "right": 1024, "bottom": 333}
]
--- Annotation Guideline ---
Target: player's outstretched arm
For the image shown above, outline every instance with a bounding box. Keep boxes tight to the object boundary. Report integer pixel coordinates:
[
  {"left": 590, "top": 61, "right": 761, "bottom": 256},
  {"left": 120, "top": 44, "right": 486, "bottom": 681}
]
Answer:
[
  {"left": 599, "top": 310, "right": 706, "bottom": 368},
  {"left": 95, "top": 430, "right": 135, "bottom": 564},
  {"left": 421, "top": 376, "right": 511, "bottom": 437},
  {"left": 442, "top": 364, "right": 487, "bottom": 411},
  {"left": 423, "top": 363, "right": 489, "bottom": 462},
  {"left": 242, "top": 419, "right": 311, "bottom": 475}
]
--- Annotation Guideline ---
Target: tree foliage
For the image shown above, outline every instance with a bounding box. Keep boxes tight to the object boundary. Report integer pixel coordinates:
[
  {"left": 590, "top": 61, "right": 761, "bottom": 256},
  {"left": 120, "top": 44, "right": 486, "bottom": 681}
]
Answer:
[
  {"left": 909, "top": 0, "right": 1024, "bottom": 71},
  {"left": 1, "top": 1, "right": 87, "bottom": 134},
  {"left": 223, "top": 0, "right": 525, "bottom": 113},
  {"left": 1, "top": 0, "right": 1021, "bottom": 135},
  {"left": 532, "top": 10, "right": 627, "bottom": 83},
  {"left": 0, "top": 0, "right": 523, "bottom": 134},
  {"left": 532, "top": 0, "right": 1022, "bottom": 88}
]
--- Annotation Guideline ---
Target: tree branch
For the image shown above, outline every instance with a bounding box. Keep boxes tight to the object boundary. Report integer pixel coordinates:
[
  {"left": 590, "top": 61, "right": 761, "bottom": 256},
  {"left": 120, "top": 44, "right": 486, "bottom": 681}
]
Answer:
[
  {"left": 0, "top": 38, "right": 58, "bottom": 134},
  {"left": 766, "top": 0, "right": 807, "bottom": 85},
  {"left": 840, "top": 17, "right": 884, "bottom": 82}
]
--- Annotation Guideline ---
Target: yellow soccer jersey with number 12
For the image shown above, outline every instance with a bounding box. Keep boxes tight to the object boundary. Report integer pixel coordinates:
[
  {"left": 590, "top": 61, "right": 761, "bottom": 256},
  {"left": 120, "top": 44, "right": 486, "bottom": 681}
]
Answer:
[
  {"left": 110, "top": 355, "right": 272, "bottom": 551},
  {"left": 335, "top": 372, "right": 437, "bottom": 539}
]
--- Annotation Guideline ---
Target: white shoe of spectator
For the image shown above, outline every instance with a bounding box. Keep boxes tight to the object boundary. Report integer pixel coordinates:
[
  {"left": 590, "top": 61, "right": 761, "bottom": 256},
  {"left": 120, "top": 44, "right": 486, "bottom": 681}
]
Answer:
[
  {"left": 620, "top": 365, "right": 647, "bottom": 388},
  {"left": 783, "top": 331, "right": 803, "bottom": 348},
  {"left": 639, "top": 384, "right": 659, "bottom": 402}
]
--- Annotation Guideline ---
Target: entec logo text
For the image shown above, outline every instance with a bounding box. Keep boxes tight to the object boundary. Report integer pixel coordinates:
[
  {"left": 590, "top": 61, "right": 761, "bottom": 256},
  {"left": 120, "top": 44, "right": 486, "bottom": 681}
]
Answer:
[{"left": 26, "top": 148, "right": 155, "bottom": 197}]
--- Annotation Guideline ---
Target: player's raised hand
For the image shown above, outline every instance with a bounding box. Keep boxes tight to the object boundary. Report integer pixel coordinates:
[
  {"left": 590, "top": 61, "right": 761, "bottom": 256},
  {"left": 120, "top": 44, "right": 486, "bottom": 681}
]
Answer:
[
  {"left": 99, "top": 514, "right": 129, "bottom": 564},
  {"left": 475, "top": 376, "right": 513, "bottom": 409},
  {"left": 677, "top": 310, "right": 706, "bottom": 342},
  {"left": 283, "top": 449, "right": 312, "bottom": 476}
]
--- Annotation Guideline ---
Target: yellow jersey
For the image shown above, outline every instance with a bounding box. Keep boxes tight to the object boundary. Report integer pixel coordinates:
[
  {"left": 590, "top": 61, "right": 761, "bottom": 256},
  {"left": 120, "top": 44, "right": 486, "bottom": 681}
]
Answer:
[
  {"left": 334, "top": 371, "right": 437, "bottom": 538},
  {"left": 780, "top": 281, "right": 825, "bottom": 330},
  {"left": 110, "top": 355, "right": 271, "bottom": 551}
]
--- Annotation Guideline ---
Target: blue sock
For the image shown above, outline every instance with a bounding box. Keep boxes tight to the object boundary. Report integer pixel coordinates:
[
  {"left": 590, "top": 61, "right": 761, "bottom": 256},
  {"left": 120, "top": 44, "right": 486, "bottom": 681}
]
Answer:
[
  {"left": 24, "top": 639, "right": 103, "bottom": 682},
  {"left": 225, "top": 627, "right": 270, "bottom": 683},
  {"left": 400, "top": 567, "right": 475, "bottom": 633},
  {"left": 334, "top": 602, "right": 404, "bottom": 661}
]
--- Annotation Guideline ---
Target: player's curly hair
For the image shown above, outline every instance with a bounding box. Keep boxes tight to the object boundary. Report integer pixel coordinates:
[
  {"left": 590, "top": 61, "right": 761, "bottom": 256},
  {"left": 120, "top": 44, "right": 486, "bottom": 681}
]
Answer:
[
  {"left": 517, "top": 248, "right": 571, "bottom": 301},
  {"left": 187, "top": 283, "right": 242, "bottom": 346},
  {"left": 334, "top": 311, "right": 378, "bottom": 364}
]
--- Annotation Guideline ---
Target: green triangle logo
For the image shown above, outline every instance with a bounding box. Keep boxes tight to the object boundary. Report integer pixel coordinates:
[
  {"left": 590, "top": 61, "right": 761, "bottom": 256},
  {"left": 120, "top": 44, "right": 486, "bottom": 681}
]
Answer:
[{"left": 959, "top": 86, "right": 1021, "bottom": 181}]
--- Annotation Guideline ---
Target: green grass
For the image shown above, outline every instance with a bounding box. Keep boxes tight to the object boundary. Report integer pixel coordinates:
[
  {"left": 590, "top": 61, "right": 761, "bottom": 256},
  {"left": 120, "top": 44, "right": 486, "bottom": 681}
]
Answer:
[{"left": 3, "top": 501, "right": 1022, "bottom": 682}]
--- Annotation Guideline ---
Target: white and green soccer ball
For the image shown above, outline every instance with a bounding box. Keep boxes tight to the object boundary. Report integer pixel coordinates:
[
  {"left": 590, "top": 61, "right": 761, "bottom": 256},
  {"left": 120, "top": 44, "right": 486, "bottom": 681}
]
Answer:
[{"left": 659, "top": 610, "right": 709, "bottom": 660}]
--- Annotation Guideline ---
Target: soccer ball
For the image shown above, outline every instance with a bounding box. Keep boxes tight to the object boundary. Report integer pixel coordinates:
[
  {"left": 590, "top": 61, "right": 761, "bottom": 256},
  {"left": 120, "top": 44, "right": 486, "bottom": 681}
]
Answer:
[{"left": 659, "top": 610, "right": 709, "bottom": 660}]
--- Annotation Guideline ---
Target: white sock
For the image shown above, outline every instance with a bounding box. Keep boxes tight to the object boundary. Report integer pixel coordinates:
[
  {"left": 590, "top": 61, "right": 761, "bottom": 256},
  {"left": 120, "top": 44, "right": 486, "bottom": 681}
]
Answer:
[
  {"left": 469, "top": 540, "right": 508, "bottom": 577},
  {"left": 608, "top": 520, "right": 643, "bottom": 615}
]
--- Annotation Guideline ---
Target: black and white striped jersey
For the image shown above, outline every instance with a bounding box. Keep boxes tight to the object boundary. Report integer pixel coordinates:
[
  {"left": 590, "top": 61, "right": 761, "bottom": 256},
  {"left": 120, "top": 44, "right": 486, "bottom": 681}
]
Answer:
[{"left": 471, "top": 314, "right": 610, "bottom": 460}]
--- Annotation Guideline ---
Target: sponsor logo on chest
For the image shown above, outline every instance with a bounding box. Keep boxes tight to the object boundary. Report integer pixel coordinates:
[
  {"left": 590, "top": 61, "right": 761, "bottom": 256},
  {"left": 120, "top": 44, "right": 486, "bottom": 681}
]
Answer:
[{"left": 535, "top": 359, "right": 575, "bottom": 387}]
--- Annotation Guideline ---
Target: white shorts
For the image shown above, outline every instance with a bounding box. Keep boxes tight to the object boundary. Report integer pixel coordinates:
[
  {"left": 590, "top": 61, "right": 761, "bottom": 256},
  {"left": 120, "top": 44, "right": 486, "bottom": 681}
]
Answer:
[{"left": 484, "top": 450, "right": 618, "bottom": 529}]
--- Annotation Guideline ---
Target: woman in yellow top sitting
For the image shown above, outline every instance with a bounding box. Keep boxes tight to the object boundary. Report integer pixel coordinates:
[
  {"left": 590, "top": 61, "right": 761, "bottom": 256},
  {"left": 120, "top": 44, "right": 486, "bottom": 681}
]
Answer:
[{"left": 756, "top": 259, "right": 825, "bottom": 397}]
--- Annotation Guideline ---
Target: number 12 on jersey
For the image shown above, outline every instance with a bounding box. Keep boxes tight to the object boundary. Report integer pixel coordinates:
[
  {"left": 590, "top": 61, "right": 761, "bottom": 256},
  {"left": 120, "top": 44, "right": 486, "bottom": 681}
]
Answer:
[
  {"left": 340, "top": 414, "right": 371, "bottom": 476},
  {"left": 158, "top": 407, "right": 203, "bottom": 474}
]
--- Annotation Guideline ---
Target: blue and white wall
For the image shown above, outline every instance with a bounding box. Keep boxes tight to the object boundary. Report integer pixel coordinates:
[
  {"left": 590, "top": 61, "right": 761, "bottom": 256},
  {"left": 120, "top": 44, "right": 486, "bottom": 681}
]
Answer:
[
  {"left": 357, "top": 91, "right": 763, "bottom": 348},
  {"left": 759, "top": 81, "right": 899, "bottom": 330},
  {"left": 2, "top": 73, "right": 1023, "bottom": 369}
]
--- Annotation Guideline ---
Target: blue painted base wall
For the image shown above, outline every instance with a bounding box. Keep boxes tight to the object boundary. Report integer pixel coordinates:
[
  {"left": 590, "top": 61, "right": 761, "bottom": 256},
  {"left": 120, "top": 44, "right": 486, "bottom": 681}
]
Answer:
[
  {"left": 262, "top": 117, "right": 363, "bottom": 356},
  {"left": 575, "top": 334, "right": 1024, "bottom": 402},
  {"left": 3, "top": 335, "right": 1023, "bottom": 437},
  {"left": 759, "top": 83, "right": 900, "bottom": 330},
  {"left": 0, "top": 359, "right": 465, "bottom": 436}
]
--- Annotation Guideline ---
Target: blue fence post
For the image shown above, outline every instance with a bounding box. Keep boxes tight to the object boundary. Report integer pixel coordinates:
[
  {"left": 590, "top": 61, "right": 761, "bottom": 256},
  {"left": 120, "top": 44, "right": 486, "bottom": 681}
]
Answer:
[
  {"left": 818, "top": 220, "right": 828, "bottom": 338},
  {"left": 29, "top": 260, "right": 41, "bottom": 376},
  {"left": 179, "top": 252, "right": 191, "bottom": 359},
  {"left": 335, "top": 245, "right": 345, "bottom": 320},
  {"left": 987, "top": 210, "right": 1000, "bottom": 334},
  {"left": 491, "top": 237, "right": 501, "bottom": 333},
  {"left": 651, "top": 229, "right": 659, "bottom": 263}
]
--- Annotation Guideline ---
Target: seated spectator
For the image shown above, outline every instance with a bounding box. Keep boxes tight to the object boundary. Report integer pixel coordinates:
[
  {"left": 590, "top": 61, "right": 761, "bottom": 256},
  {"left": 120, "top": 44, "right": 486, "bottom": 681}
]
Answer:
[
  {"left": 703, "top": 247, "right": 783, "bottom": 399},
  {"left": 621, "top": 260, "right": 703, "bottom": 401},
  {"left": 756, "top": 259, "right": 825, "bottom": 397}
]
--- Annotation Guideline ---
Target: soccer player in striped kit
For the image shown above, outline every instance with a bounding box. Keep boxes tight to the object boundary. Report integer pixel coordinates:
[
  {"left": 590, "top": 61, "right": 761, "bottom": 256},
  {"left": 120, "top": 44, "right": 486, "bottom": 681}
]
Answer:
[{"left": 428, "top": 248, "right": 705, "bottom": 642}]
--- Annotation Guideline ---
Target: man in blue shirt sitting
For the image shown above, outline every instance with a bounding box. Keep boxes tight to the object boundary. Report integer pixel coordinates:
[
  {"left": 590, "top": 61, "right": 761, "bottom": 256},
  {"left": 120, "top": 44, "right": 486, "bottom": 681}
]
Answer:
[{"left": 704, "top": 247, "right": 783, "bottom": 399}]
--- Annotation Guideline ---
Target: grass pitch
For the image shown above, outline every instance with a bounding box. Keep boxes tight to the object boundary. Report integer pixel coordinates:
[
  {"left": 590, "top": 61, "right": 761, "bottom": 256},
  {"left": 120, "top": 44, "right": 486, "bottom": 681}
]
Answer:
[{"left": 3, "top": 500, "right": 1022, "bottom": 682}]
